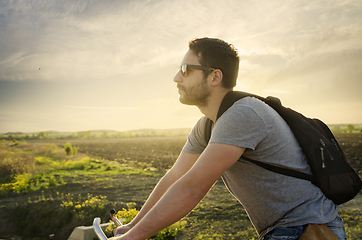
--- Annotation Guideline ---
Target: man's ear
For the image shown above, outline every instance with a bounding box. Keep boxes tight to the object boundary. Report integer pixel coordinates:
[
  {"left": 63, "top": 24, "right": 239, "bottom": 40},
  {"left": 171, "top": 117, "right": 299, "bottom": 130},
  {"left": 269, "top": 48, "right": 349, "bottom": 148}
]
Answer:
[{"left": 210, "top": 69, "right": 223, "bottom": 87}]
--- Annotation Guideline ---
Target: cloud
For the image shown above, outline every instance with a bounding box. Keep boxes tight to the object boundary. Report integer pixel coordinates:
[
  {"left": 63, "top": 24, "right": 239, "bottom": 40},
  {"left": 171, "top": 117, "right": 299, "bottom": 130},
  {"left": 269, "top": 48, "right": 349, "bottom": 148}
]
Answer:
[
  {"left": 241, "top": 53, "right": 287, "bottom": 68},
  {"left": 64, "top": 106, "right": 138, "bottom": 110},
  {"left": 1, "top": 2, "right": 167, "bottom": 81},
  {"left": 269, "top": 49, "right": 362, "bottom": 83},
  {"left": 1, "top": 0, "right": 362, "bottom": 132}
]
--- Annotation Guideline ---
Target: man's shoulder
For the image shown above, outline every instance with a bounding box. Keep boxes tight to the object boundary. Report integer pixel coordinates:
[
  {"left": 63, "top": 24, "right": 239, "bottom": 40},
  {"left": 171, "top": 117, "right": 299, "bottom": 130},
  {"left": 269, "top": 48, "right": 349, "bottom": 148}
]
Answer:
[
  {"left": 225, "top": 96, "right": 279, "bottom": 122},
  {"left": 192, "top": 115, "right": 210, "bottom": 129},
  {"left": 219, "top": 96, "right": 272, "bottom": 120},
  {"left": 232, "top": 96, "right": 268, "bottom": 108},
  {"left": 182, "top": 116, "right": 209, "bottom": 154}
]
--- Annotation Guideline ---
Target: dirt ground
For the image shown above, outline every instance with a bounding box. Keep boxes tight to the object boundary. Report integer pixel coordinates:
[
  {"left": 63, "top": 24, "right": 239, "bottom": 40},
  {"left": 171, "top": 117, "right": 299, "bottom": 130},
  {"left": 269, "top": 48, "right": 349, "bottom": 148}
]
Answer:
[{"left": 0, "top": 133, "right": 361, "bottom": 239}]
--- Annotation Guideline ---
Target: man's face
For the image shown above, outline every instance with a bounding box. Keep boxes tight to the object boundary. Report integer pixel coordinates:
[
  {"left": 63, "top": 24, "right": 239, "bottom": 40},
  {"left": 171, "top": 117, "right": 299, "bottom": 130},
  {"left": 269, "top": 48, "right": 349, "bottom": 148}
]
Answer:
[{"left": 173, "top": 50, "right": 211, "bottom": 107}]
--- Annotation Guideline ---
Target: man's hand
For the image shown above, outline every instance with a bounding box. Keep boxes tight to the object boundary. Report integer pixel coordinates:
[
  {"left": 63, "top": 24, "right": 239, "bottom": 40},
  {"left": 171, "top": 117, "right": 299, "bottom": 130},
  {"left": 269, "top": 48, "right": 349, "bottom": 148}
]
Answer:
[{"left": 113, "top": 222, "right": 134, "bottom": 236}]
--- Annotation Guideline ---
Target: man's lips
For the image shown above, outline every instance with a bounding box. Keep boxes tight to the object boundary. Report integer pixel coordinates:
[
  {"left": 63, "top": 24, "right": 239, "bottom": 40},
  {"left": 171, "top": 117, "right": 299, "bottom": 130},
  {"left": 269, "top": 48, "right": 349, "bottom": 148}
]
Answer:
[{"left": 177, "top": 84, "right": 185, "bottom": 92}]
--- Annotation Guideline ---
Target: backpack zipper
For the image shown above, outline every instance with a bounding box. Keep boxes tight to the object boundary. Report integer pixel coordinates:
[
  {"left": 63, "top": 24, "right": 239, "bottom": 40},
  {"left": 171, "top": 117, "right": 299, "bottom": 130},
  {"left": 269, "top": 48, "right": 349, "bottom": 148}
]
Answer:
[
  {"left": 331, "top": 138, "right": 340, "bottom": 155},
  {"left": 320, "top": 139, "right": 326, "bottom": 168}
]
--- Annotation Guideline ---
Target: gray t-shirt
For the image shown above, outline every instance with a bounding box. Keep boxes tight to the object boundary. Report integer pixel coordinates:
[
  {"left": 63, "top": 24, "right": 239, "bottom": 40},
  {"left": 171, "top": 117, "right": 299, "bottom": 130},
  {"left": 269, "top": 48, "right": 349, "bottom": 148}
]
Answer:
[{"left": 182, "top": 97, "right": 338, "bottom": 238}]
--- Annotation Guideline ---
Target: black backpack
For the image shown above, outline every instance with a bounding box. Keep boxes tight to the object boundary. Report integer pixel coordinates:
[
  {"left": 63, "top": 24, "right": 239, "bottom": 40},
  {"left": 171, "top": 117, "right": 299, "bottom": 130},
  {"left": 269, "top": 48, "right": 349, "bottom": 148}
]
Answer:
[{"left": 204, "top": 91, "right": 362, "bottom": 205}]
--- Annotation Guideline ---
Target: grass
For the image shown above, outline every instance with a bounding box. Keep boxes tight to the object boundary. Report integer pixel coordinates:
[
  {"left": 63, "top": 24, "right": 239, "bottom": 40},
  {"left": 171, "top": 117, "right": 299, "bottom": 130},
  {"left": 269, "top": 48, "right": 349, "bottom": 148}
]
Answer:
[
  {"left": 0, "top": 135, "right": 361, "bottom": 239},
  {"left": 0, "top": 140, "right": 160, "bottom": 195}
]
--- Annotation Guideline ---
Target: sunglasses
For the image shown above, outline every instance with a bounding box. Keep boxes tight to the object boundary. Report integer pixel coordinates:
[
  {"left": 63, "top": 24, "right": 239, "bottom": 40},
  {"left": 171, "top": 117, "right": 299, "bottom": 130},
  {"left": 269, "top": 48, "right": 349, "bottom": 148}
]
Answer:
[{"left": 178, "top": 64, "right": 215, "bottom": 77}]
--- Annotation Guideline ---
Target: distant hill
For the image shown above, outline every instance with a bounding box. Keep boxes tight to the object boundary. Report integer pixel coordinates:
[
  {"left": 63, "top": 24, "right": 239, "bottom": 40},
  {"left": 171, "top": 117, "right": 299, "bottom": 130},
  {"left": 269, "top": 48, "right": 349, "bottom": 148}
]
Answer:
[{"left": 2, "top": 124, "right": 361, "bottom": 138}]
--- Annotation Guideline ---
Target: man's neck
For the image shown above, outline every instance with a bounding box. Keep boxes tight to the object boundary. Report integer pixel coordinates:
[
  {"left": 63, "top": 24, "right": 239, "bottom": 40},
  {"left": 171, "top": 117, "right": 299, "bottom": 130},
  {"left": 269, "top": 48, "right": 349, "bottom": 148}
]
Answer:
[{"left": 198, "top": 89, "right": 232, "bottom": 123}]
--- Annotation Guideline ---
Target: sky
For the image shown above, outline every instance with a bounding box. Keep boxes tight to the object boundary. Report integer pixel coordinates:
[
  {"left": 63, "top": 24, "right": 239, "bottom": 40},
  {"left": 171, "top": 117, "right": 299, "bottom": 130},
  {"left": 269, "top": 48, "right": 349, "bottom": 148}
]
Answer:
[{"left": 0, "top": 0, "right": 361, "bottom": 133}]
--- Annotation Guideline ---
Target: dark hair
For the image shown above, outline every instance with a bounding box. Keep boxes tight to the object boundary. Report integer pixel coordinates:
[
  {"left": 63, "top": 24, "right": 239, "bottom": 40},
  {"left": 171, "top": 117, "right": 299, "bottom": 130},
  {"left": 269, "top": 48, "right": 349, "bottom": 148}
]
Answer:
[{"left": 189, "top": 37, "right": 240, "bottom": 89}]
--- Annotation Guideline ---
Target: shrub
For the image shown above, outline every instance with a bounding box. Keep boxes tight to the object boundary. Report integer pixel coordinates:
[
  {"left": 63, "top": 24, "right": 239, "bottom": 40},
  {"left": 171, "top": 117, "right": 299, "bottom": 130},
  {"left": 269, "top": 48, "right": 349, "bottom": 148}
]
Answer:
[
  {"left": 64, "top": 142, "right": 72, "bottom": 155},
  {"left": 0, "top": 148, "right": 34, "bottom": 183},
  {"left": 35, "top": 156, "right": 53, "bottom": 165},
  {"left": 0, "top": 173, "right": 64, "bottom": 195},
  {"left": 104, "top": 202, "right": 186, "bottom": 239},
  {"left": 60, "top": 193, "right": 108, "bottom": 220},
  {"left": 64, "top": 142, "right": 79, "bottom": 155},
  {"left": 41, "top": 143, "right": 62, "bottom": 157},
  {"left": 153, "top": 220, "right": 186, "bottom": 239}
]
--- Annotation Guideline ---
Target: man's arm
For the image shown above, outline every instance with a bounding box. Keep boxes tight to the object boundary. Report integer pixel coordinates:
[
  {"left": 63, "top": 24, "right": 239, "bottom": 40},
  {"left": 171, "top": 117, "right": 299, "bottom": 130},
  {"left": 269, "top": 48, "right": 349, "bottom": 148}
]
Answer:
[
  {"left": 114, "top": 151, "right": 200, "bottom": 235},
  {"left": 117, "top": 143, "right": 245, "bottom": 240}
]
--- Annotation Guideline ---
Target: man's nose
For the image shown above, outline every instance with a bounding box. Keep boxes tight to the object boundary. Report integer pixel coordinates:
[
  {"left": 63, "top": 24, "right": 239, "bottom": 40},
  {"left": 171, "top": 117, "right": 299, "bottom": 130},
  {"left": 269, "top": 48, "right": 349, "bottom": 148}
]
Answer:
[{"left": 173, "top": 70, "right": 182, "bottom": 83}]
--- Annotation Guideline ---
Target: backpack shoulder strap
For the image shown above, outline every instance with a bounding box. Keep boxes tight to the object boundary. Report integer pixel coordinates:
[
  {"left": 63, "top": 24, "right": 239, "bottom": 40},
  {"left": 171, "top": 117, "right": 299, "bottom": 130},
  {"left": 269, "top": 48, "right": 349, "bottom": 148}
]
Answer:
[
  {"left": 217, "top": 91, "right": 282, "bottom": 120},
  {"left": 205, "top": 91, "right": 257, "bottom": 143},
  {"left": 216, "top": 91, "right": 253, "bottom": 120},
  {"left": 205, "top": 91, "right": 276, "bottom": 143},
  {"left": 205, "top": 91, "right": 315, "bottom": 182},
  {"left": 204, "top": 117, "right": 213, "bottom": 144},
  {"left": 243, "top": 157, "right": 313, "bottom": 181}
]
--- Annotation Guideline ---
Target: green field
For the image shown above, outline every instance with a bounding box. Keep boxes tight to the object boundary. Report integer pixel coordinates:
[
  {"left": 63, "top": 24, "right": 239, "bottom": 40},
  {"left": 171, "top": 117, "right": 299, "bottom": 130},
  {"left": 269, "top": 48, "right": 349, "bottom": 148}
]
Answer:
[{"left": 0, "top": 133, "right": 361, "bottom": 239}]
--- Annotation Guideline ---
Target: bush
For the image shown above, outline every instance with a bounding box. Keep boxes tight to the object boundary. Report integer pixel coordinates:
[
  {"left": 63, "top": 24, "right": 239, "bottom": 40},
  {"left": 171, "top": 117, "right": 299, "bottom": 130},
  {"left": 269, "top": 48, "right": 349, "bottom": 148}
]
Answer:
[
  {"left": 104, "top": 202, "right": 186, "bottom": 239},
  {"left": 0, "top": 173, "right": 64, "bottom": 195},
  {"left": 41, "top": 143, "right": 62, "bottom": 157},
  {"left": 60, "top": 193, "right": 108, "bottom": 220},
  {"left": 0, "top": 147, "right": 35, "bottom": 183},
  {"left": 64, "top": 142, "right": 72, "bottom": 155},
  {"left": 64, "top": 142, "right": 79, "bottom": 155},
  {"left": 1, "top": 193, "right": 111, "bottom": 240},
  {"left": 35, "top": 156, "right": 54, "bottom": 165}
]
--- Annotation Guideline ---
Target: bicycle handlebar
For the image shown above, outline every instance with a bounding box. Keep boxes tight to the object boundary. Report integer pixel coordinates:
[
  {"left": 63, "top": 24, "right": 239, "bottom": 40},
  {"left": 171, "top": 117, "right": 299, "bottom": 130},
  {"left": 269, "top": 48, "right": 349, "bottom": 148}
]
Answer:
[
  {"left": 93, "top": 217, "right": 108, "bottom": 240},
  {"left": 94, "top": 210, "right": 124, "bottom": 240}
]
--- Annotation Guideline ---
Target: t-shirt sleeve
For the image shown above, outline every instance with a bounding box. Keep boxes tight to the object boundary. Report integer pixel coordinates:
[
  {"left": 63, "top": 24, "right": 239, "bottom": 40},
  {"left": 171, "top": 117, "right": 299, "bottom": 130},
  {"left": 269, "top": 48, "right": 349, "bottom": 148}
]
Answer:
[
  {"left": 182, "top": 116, "right": 209, "bottom": 154},
  {"left": 210, "top": 103, "right": 267, "bottom": 150}
]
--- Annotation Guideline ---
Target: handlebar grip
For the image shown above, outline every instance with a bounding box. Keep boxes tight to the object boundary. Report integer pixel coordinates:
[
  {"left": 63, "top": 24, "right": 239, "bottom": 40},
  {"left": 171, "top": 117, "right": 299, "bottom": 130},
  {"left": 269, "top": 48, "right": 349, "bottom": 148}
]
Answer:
[
  {"left": 110, "top": 209, "right": 123, "bottom": 227},
  {"left": 93, "top": 217, "right": 108, "bottom": 240}
]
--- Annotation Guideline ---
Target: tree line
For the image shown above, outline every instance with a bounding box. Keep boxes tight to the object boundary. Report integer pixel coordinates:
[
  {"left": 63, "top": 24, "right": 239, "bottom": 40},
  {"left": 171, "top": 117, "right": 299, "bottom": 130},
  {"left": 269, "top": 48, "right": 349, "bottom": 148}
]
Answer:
[
  {"left": 1, "top": 124, "right": 361, "bottom": 141},
  {"left": 0, "top": 129, "right": 191, "bottom": 140}
]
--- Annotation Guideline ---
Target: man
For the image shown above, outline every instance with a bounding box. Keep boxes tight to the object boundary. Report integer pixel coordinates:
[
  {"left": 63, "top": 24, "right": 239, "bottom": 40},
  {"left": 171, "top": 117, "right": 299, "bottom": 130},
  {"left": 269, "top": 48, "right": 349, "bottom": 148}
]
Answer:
[{"left": 112, "top": 38, "right": 346, "bottom": 239}]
